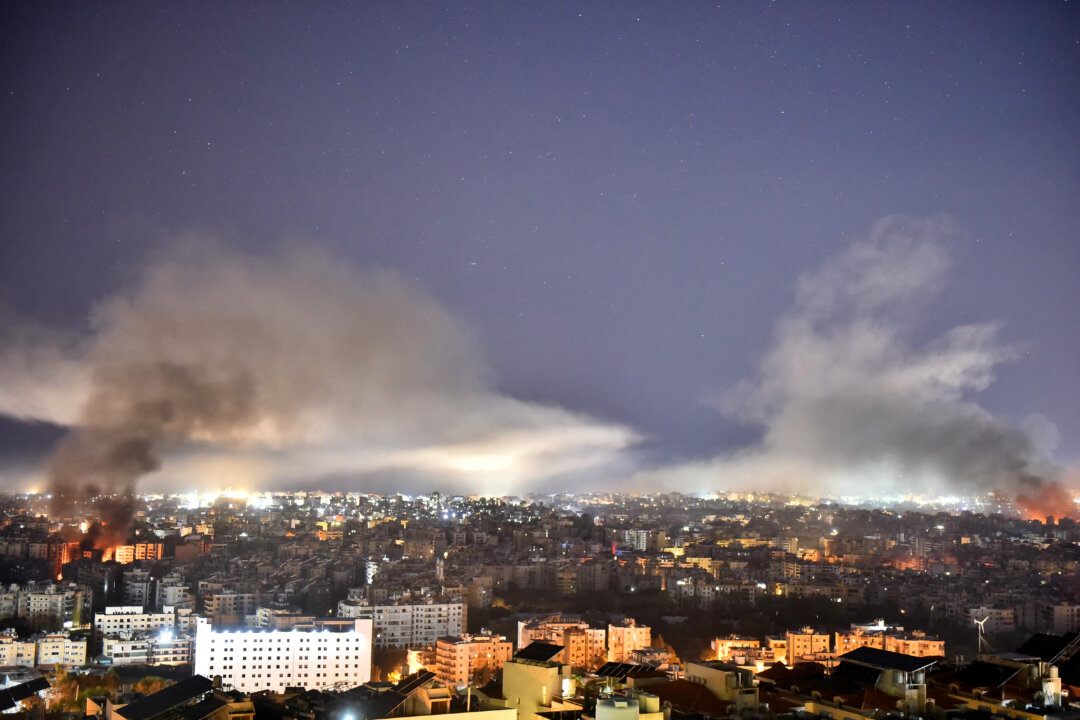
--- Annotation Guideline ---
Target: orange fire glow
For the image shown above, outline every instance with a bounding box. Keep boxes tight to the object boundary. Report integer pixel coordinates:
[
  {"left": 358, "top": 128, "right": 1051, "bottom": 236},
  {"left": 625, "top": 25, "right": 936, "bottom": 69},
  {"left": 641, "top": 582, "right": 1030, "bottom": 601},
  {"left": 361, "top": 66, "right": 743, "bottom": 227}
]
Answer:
[{"left": 1014, "top": 479, "right": 1077, "bottom": 522}]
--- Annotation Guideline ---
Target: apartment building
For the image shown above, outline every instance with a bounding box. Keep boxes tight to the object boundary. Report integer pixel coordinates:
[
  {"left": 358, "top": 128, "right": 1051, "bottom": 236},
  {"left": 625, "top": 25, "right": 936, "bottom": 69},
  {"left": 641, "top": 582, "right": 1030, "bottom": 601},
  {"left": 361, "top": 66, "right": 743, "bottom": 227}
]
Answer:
[
  {"left": 94, "top": 606, "right": 175, "bottom": 637},
  {"left": 435, "top": 632, "right": 513, "bottom": 687},
  {"left": 35, "top": 632, "right": 88, "bottom": 666},
  {"left": 203, "top": 591, "right": 259, "bottom": 628},
  {"left": 608, "top": 619, "right": 651, "bottom": 663},
  {"left": 193, "top": 617, "right": 373, "bottom": 693},
  {"left": 337, "top": 600, "right": 465, "bottom": 648},
  {"left": 0, "top": 633, "right": 37, "bottom": 667},
  {"left": 785, "top": 627, "right": 831, "bottom": 663},
  {"left": 0, "top": 631, "right": 85, "bottom": 667},
  {"left": 102, "top": 631, "right": 194, "bottom": 666}
]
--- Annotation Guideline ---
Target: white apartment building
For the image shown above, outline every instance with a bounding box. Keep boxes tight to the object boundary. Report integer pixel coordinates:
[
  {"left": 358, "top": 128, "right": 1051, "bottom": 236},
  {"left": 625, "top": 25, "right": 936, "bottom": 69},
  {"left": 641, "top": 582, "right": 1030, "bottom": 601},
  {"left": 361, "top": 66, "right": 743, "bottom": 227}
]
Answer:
[
  {"left": 94, "top": 606, "right": 175, "bottom": 637},
  {"left": 337, "top": 600, "right": 464, "bottom": 648},
  {"left": 193, "top": 617, "right": 373, "bottom": 693},
  {"left": 622, "top": 529, "right": 649, "bottom": 552},
  {"left": 102, "top": 631, "right": 194, "bottom": 666},
  {"left": 103, "top": 634, "right": 149, "bottom": 665},
  {"left": 158, "top": 583, "right": 194, "bottom": 609},
  {"left": 151, "top": 632, "right": 195, "bottom": 665}
]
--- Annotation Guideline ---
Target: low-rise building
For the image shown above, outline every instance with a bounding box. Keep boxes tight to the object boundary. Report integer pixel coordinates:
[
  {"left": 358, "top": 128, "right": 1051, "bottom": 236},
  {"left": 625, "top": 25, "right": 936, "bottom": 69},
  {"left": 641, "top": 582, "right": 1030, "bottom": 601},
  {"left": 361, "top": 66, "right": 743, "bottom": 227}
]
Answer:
[{"left": 435, "top": 632, "right": 513, "bottom": 687}]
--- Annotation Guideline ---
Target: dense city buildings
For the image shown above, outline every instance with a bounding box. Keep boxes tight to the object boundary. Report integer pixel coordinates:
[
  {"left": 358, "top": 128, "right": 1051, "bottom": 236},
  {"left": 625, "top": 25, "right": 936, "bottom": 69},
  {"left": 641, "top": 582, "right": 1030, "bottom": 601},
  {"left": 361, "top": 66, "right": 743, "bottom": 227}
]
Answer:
[{"left": 1, "top": 490, "right": 1080, "bottom": 720}]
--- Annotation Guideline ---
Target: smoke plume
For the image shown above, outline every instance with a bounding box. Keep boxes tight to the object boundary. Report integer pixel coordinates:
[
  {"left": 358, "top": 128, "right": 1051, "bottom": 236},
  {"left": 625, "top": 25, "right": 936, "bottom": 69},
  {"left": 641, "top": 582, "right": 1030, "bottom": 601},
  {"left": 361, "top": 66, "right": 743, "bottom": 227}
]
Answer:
[
  {"left": 0, "top": 239, "right": 637, "bottom": 528},
  {"left": 649, "top": 216, "right": 1071, "bottom": 515}
]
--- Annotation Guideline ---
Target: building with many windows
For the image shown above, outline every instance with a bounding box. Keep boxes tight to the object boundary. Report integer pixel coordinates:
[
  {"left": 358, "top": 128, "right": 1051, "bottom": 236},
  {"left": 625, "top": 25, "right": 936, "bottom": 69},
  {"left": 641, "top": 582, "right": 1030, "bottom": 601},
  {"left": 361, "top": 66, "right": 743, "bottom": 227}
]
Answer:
[
  {"left": 0, "top": 630, "right": 85, "bottom": 667},
  {"left": 434, "top": 632, "right": 513, "bottom": 687},
  {"left": 608, "top": 619, "right": 651, "bottom": 663},
  {"left": 193, "top": 617, "right": 373, "bottom": 693},
  {"left": 94, "top": 606, "right": 175, "bottom": 638},
  {"left": 337, "top": 600, "right": 464, "bottom": 649},
  {"left": 102, "top": 630, "right": 194, "bottom": 666}
]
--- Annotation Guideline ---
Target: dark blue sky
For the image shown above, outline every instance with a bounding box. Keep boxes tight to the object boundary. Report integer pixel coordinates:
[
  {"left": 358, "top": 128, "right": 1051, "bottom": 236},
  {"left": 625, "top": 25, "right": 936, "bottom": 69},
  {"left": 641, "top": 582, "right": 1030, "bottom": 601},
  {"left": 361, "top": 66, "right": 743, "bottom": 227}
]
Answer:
[{"left": 1, "top": 2, "right": 1077, "bottom": 492}]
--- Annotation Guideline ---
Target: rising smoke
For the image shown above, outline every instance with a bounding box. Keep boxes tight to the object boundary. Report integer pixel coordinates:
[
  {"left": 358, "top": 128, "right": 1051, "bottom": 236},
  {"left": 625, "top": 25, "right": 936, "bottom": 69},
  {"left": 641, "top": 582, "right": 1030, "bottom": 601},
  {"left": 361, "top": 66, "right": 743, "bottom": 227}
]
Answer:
[
  {"left": 646, "top": 216, "right": 1071, "bottom": 516},
  {"left": 0, "top": 239, "right": 637, "bottom": 535}
]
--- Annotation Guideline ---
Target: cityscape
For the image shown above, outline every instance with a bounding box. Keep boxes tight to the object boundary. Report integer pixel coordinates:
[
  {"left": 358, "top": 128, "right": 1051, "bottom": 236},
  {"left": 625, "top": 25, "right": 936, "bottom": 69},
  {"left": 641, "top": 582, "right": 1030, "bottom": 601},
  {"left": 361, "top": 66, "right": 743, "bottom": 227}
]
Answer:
[
  {"left": 1, "top": 3, "right": 1078, "bottom": 720},
  {"left": 0, "top": 490, "right": 1078, "bottom": 720}
]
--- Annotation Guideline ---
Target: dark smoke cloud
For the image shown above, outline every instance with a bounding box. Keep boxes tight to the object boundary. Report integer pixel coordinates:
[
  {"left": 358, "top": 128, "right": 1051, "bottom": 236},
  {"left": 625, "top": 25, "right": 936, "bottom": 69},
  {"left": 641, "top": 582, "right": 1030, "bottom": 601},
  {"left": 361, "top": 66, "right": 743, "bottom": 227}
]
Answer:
[
  {"left": 0, "top": 239, "right": 638, "bottom": 521},
  {"left": 644, "top": 216, "right": 1072, "bottom": 514}
]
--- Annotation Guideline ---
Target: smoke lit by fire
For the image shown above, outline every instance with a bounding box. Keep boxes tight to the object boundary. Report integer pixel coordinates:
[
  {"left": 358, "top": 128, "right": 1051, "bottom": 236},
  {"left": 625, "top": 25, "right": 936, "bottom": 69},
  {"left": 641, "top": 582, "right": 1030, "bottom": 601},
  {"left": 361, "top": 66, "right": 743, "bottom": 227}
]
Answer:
[{"left": 1013, "top": 477, "right": 1077, "bottom": 522}]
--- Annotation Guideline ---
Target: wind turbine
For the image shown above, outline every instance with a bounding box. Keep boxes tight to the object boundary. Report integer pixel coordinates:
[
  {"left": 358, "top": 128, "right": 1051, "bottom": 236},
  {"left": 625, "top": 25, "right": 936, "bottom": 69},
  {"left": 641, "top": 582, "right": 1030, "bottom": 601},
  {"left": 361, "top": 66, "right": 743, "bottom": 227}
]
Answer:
[{"left": 974, "top": 616, "right": 995, "bottom": 654}]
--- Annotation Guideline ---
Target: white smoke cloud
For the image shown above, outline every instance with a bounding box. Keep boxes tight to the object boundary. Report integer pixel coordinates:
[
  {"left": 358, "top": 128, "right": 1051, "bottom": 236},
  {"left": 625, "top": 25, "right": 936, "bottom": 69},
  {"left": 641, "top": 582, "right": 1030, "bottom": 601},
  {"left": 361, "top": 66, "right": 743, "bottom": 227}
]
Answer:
[
  {"left": 0, "top": 238, "right": 639, "bottom": 497},
  {"left": 645, "top": 215, "right": 1064, "bottom": 501}
]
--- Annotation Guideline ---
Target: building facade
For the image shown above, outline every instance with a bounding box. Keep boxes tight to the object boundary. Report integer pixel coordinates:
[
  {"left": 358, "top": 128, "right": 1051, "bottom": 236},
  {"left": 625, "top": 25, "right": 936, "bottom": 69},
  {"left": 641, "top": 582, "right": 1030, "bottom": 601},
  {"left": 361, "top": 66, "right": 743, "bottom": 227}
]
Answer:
[
  {"left": 337, "top": 600, "right": 464, "bottom": 648},
  {"left": 435, "top": 632, "right": 513, "bottom": 687},
  {"left": 193, "top": 617, "right": 373, "bottom": 693}
]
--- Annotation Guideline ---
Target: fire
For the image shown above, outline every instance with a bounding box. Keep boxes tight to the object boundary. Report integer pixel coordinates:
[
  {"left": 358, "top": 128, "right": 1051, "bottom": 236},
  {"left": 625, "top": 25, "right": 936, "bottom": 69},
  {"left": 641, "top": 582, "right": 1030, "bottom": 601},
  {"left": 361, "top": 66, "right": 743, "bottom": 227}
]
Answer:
[
  {"left": 1014, "top": 479, "right": 1078, "bottom": 522},
  {"left": 407, "top": 649, "right": 426, "bottom": 674}
]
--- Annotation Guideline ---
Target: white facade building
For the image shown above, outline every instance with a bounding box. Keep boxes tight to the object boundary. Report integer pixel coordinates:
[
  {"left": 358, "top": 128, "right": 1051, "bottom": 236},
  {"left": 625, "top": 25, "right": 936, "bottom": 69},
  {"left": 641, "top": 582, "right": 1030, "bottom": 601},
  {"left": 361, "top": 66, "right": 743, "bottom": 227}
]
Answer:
[
  {"left": 193, "top": 617, "right": 373, "bottom": 693},
  {"left": 337, "top": 601, "right": 464, "bottom": 648},
  {"left": 35, "top": 632, "right": 88, "bottom": 666},
  {"left": 102, "top": 631, "right": 194, "bottom": 666},
  {"left": 94, "top": 607, "right": 175, "bottom": 637},
  {"left": 103, "top": 635, "right": 149, "bottom": 665}
]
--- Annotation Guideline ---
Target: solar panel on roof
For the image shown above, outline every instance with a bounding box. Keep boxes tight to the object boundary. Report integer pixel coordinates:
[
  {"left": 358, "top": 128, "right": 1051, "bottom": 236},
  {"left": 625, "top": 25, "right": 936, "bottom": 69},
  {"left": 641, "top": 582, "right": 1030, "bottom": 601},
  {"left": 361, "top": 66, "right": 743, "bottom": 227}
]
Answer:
[
  {"left": 516, "top": 642, "right": 565, "bottom": 662},
  {"left": 1016, "top": 633, "right": 1079, "bottom": 662},
  {"left": 23, "top": 677, "right": 50, "bottom": 694},
  {"left": 595, "top": 662, "right": 653, "bottom": 679},
  {"left": 955, "top": 660, "right": 1019, "bottom": 688},
  {"left": 115, "top": 675, "right": 214, "bottom": 720},
  {"left": 839, "top": 647, "right": 936, "bottom": 673},
  {"left": 832, "top": 661, "right": 883, "bottom": 686},
  {"left": 535, "top": 711, "right": 583, "bottom": 720}
]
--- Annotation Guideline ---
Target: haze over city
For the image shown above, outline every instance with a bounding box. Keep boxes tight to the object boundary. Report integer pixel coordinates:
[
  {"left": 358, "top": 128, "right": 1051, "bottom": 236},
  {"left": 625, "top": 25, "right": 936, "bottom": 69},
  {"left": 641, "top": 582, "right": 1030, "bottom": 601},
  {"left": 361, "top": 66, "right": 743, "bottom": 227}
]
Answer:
[{"left": 1, "top": 3, "right": 1077, "bottom": 508}]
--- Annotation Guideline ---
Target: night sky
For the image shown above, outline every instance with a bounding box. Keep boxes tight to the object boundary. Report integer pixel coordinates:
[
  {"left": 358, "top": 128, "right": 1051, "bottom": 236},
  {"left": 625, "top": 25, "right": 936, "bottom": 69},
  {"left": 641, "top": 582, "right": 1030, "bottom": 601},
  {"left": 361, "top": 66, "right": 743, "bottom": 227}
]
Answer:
[{"left": 1, "top": 2, "right": 1077, "bottom": 497}]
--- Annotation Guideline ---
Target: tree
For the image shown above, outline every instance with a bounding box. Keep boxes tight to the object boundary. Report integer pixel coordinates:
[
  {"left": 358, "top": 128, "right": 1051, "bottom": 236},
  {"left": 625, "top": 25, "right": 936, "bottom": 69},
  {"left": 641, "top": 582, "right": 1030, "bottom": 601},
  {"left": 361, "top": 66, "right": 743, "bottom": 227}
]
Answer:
[
  {"left": 50, "top": 666, "right": 81, "bottom": 711},
  {"left": 134, "top": 677, "right": 172, "bottom": 695}
]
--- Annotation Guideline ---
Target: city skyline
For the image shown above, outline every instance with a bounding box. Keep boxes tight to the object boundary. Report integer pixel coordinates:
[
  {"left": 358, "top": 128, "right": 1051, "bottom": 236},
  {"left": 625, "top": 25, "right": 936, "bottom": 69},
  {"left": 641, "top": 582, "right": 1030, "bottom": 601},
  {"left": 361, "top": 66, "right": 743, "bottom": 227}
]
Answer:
[{"left": 1, "top": 3, "right": 1077, "bottom": 501}]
